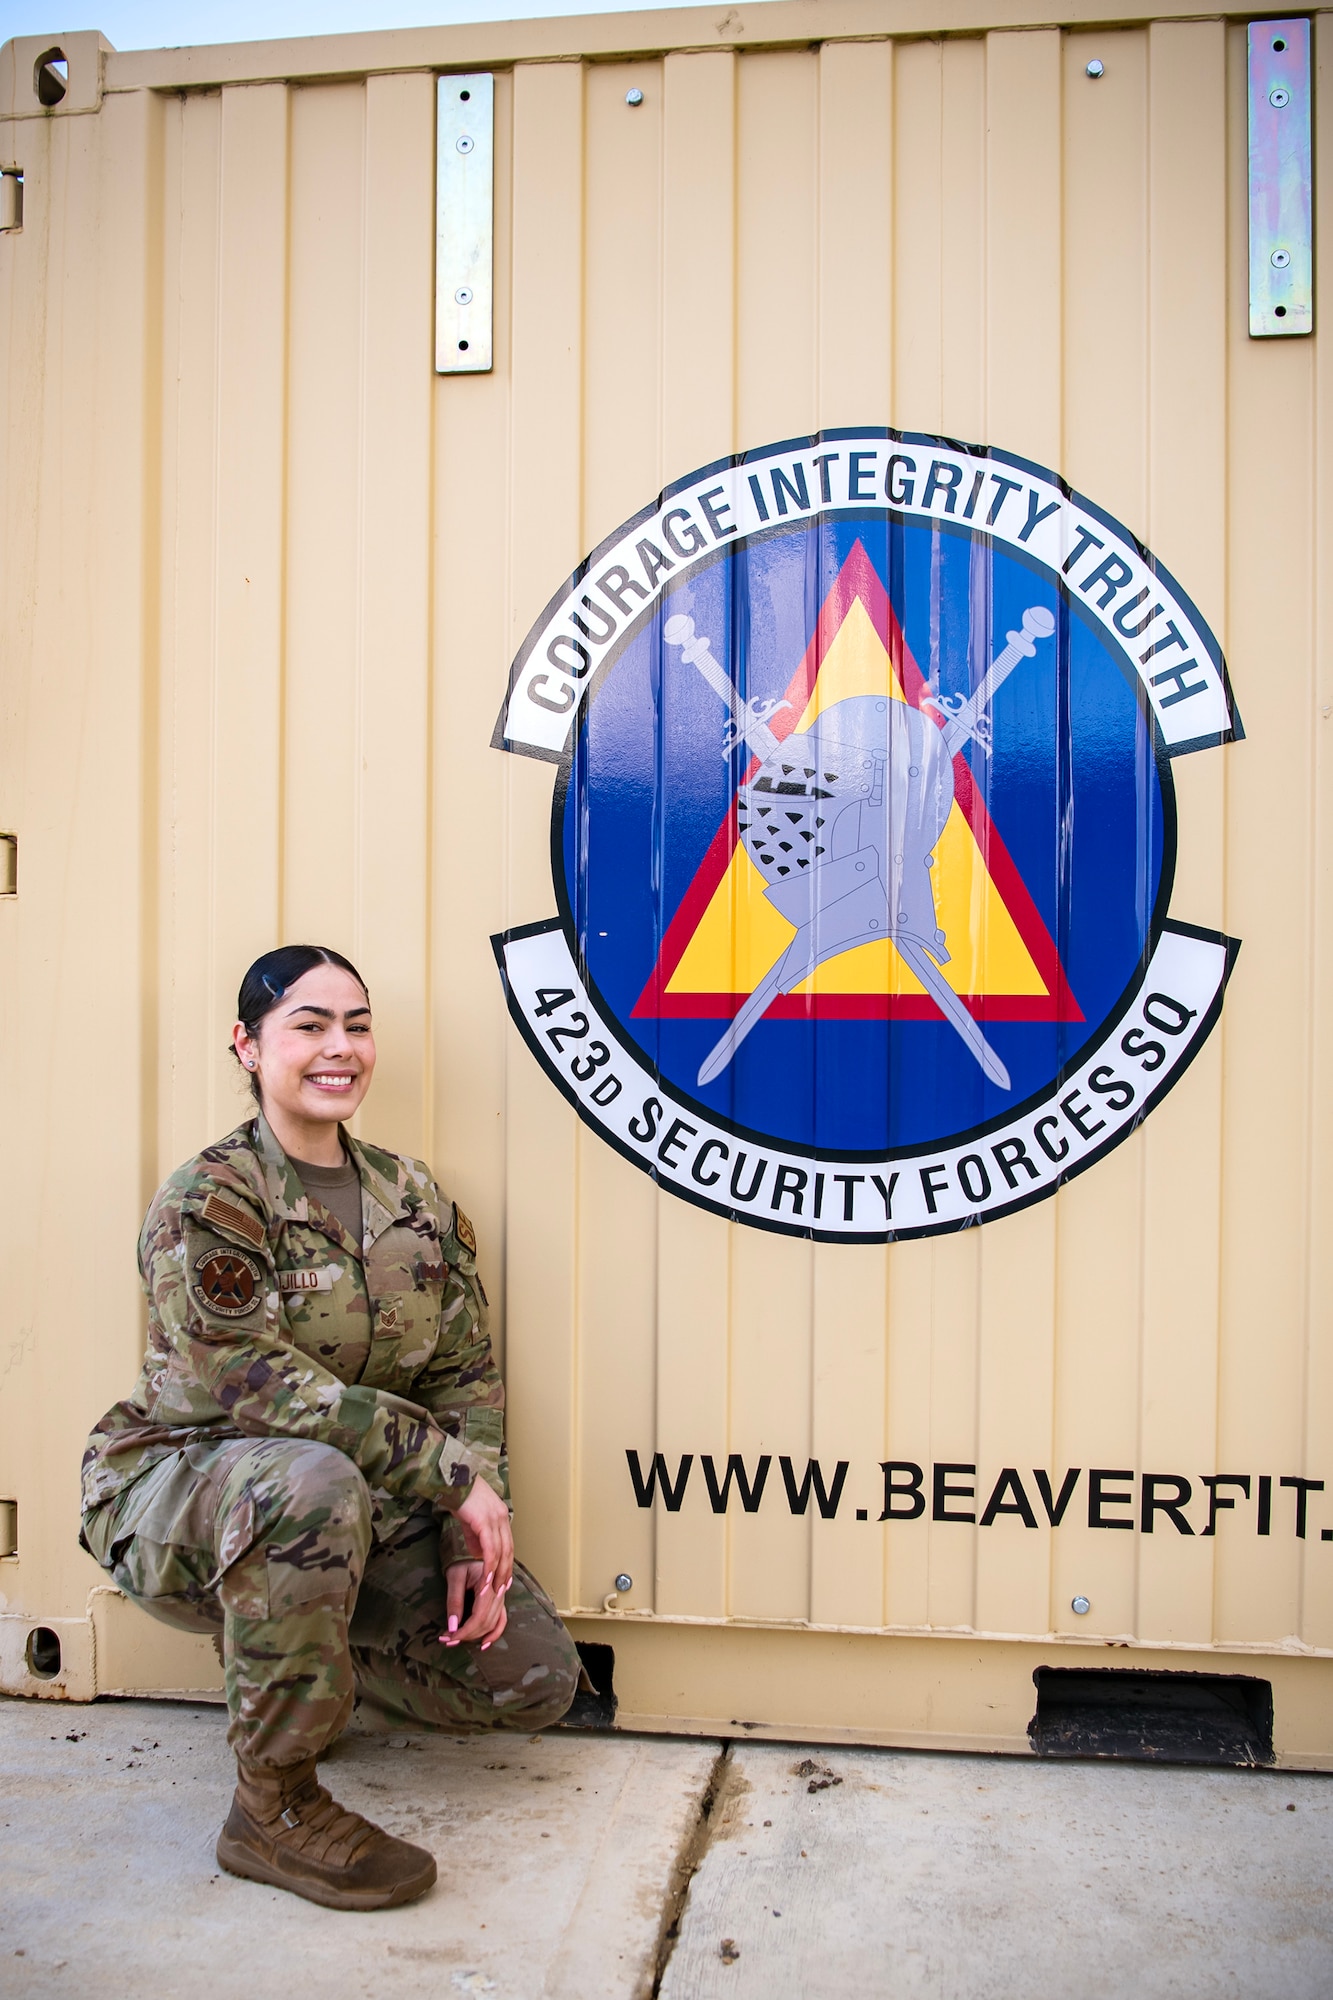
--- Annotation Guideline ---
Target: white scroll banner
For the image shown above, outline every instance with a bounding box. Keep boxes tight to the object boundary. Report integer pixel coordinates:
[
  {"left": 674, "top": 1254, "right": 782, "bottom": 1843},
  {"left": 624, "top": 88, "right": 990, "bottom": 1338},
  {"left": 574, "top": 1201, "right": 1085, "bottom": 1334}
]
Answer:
[
  {"left": 494, "top": 917, "right": 1236, "bottom": 1244},
  {"left": 496, "top": 433, "right": 1240, "bottom": 763}
]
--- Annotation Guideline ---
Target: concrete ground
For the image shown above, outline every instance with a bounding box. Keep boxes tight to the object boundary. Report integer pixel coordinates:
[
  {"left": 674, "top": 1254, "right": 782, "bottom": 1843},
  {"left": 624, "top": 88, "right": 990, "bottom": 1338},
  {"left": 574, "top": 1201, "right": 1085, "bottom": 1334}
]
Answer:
[{"left": 2, "top": 1698, "right": 1331, "bottom": 1999}]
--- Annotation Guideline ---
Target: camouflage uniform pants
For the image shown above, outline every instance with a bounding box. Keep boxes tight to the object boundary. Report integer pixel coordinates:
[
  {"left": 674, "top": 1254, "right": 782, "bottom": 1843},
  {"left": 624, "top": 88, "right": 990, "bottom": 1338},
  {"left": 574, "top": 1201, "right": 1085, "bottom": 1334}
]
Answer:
[{"left": 93, "top": 1438, "right": 580, "bottom": 1768}]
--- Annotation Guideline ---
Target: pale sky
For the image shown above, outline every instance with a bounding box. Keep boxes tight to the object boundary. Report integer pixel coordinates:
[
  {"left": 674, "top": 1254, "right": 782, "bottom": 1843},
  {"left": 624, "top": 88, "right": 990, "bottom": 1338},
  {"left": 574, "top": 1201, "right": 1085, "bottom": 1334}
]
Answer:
[{"left": 1, "top": 0, "right": 690, "bottom": 46}]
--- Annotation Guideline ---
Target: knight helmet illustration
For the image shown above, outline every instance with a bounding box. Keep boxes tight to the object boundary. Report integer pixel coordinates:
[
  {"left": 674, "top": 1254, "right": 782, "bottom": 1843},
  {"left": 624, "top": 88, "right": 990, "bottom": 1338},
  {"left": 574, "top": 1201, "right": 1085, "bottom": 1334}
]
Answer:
[{"left": 663, "top": 602, "right": 1057, "bottom": 1091}]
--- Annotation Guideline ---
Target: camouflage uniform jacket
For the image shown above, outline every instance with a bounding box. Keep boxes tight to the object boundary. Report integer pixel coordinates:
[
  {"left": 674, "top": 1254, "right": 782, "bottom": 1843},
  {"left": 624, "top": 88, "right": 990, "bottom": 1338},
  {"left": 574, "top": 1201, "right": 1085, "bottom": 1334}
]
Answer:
[{"left": 81, "top": 1113, "right": 505, "bottom": 1537}]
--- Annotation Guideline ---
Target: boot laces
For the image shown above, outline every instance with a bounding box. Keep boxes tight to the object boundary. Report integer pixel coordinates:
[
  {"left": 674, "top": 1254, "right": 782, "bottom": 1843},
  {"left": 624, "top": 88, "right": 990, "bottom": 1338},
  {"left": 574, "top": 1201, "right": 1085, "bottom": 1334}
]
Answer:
[{"left": 274, "top": 1774, "right": 381, "bottom": 1868}]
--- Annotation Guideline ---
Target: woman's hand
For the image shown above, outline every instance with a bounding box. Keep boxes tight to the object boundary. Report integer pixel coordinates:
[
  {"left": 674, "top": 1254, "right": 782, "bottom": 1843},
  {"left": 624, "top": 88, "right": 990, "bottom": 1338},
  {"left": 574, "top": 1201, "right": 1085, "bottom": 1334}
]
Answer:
[
  {"left": 452, "top": 1475, "right": 514, "bottom": 1592},
  {"left": 440, "top": 1477, "right": 514, "bottom": 1649},
  {"left": 440, "top": 1558, "right": 509, "bottom": 1650}
]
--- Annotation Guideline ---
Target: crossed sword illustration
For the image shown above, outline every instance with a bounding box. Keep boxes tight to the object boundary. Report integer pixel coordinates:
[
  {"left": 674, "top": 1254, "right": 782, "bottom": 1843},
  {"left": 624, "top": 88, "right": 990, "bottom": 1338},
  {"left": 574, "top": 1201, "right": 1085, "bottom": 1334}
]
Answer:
[{"left": 662, "top": 603, "right": 1056, "bottom": 1089}]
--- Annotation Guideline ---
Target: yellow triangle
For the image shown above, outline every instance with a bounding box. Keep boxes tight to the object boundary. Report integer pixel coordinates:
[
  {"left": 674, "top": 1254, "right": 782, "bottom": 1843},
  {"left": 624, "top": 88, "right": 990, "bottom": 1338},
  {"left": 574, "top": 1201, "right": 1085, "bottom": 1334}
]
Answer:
[{"left": 664, "top": 594, "right": 1050, "bottom": 1001}]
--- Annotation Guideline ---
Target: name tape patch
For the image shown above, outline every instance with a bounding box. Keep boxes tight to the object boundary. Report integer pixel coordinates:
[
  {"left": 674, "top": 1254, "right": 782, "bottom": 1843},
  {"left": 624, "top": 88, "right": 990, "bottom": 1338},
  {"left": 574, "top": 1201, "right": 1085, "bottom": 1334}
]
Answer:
[{"left": 277, "top": 1266, "right": 341, "bottom": 1295}]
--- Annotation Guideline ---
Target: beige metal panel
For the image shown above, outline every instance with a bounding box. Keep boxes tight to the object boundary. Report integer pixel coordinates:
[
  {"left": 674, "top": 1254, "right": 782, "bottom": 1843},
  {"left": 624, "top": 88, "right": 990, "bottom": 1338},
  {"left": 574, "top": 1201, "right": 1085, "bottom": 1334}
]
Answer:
[
  {"left": 973, "top": 28, "right": 1063, "bottom": 1644},
  {"left": 501, "top": 59, "right": 588, "bottom": 1609},
  {"left": 891, "top": 37, "right": 946, "bottom": 430},
  {"left": 726, "top": 48, "right": 821, "bottom": 1628},
  {"left": 82, "top": 0, "right": 1270, "bottom": 100},
  {"left": 582, "top": 58, "right": 663, "bottom": 547},
  {"left": 281, "top": 70, "right": 438, "bottom": 1162},
  {"left": 1307, "top": 14, "right": 1333, "bottom": 1659},
  {"left": 808, "top": 43, "right": 895, "bottom": 1634},
  {"left": 283, "top": 84, "right": 367, "bottom": 970},
  {"left": 572, "top": 57, "right": 666, "bottom": 1616},
  {"left": 1055, "top": 28, "right": 1156, "bottom": 1648},
  {"left": 1221, "top": 15, "right": 1318, "bottom": 1650},
  {"left": 2, "top": 7, "right": 1330, "bottom": 1745},
  {"left": 1137, "top": 21, "right": 1230, "bottom": 1649},
  {"left": 655, "top": 48, "right": 738, "bottom": 1626},
  {"left": 351, "top": 72, "right": 437, "bottom": 1164},
  {"left": 431, "top": 67, "right": 515, "bottom": 1277},
  {"left": 572, "top": 1617, "right": 1333, "bottom": 1770},
  {"left": 882, "top": 1249, "right": 932, "bottom": 1627},
  {"left": 0, "top": 87, "right": 164, "bottom": 1654},
  {"left": 154, "top": 89, "right": 224, "bottom": 1175},
  {"left": 922, "top": 1237, "right": 983, "bottom": 1632},
  {"left": 985, "top": 29, "right": 1063, "bottom": 465},
  {"left": 816, "top": 39, "right": 894, "bottom": 431},
  {"left": 212, "top": 87, "right": 289, "bottom": 1092},
  {"left": 154, "top": 81, "right": 289, "bottom": 1166},
  {"left": 937, "top": 35, "right": 986, "bottom": 444}
]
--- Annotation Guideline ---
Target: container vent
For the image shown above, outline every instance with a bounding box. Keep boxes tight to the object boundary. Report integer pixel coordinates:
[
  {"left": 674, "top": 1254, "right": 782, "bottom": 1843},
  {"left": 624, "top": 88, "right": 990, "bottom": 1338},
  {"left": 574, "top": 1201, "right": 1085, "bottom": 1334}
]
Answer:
[
  {"left": 562, "top": 1642, "right": 617, "bottom": 1729},
  {"left": 26, "top": 1626, "right": 61, "bottom": 1679},
  {"left": 1030, "top": 1667, "right": 1274, "bottom": 1766}
]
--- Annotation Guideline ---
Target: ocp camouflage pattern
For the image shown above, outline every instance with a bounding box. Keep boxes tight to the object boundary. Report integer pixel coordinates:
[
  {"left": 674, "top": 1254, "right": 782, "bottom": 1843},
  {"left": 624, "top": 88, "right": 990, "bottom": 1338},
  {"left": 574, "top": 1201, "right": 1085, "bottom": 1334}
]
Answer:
[
  {"left": 78, "top": 1114, "right": 578, "bottom": 1766},
  {"left": 81, "top": 1111, "right": 507, "bottom": 1524},
  {"left": 92, "top": 1434, "right": 578, "bottom": 1763}
]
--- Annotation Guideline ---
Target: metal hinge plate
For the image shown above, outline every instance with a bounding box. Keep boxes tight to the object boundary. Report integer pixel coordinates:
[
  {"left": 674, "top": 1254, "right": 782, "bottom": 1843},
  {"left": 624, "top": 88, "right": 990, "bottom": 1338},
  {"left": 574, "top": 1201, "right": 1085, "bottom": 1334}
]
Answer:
[
  {"left": 436, "top": 74, "right": 494, "bottom": 374},
  {"left": 1248, "top": 18, "right": 1313, "bottom": 338}
]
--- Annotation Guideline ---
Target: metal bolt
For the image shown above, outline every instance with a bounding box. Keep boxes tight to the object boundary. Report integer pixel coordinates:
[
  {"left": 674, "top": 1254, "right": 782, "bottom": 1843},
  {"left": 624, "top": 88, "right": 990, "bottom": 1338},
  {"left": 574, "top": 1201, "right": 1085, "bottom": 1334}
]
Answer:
[
  {"left": 1085, "top": 59, "right": 1105, "bottom": 79},
  {"left": 626, "top": 88, "right": 644, "bottom": 107},
  {"left": 456, "top": 133, "right": 475, "bottom": 153},
  {"left": 1271, "top": 249, "right": 1291, "bottom": 269},
  {"left": 615, "top": 1573, "right": 633, "bottom": 1593},
  {"left": 1071, "top": 1595, "right": 1091, "bottom": 1615},
  {"left": 1269, "top": 86, "right": 1290, "bottom": 108},
  {"left": 455, "top": 285, "right": 474, "bottom": 304}
]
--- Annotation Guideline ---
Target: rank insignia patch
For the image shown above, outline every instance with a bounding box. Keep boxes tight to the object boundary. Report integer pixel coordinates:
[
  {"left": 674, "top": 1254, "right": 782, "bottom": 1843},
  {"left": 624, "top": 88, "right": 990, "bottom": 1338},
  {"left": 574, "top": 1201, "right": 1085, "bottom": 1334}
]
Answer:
[
  {"left": 493, "top": 428, "right": 1243, "bottom": 1243},
  {"left": 192, "top": 1247, "right": 264, "bottom": 1317}
]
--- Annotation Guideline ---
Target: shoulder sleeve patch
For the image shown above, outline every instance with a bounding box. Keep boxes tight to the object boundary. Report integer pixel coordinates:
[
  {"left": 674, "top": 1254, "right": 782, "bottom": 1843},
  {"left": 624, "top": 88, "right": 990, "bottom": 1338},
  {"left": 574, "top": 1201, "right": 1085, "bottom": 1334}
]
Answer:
[
  {"left": 191, "top": 1247, "right": 264, "bottom": 1319},
  {"left": 452, "top": 1204, "right": 477, "bottom": 1256},
  {"left": 201, "top": 1190, "right": 266, "bottom": 1252}
]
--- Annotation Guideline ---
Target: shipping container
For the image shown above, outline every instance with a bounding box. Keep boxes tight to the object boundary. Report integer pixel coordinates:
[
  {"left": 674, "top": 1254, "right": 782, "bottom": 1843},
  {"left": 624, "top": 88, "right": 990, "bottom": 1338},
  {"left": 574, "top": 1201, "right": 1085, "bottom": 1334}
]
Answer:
[{"left": 1, "top": 2, "right": 1330, "bottom": 1768}]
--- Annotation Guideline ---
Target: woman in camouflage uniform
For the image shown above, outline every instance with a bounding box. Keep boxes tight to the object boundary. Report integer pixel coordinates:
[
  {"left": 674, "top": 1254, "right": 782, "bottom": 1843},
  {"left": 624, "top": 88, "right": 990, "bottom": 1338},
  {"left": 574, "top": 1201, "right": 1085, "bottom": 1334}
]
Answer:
[{"left": 80, "top": 945, "right": 579, "bottom": 1910}]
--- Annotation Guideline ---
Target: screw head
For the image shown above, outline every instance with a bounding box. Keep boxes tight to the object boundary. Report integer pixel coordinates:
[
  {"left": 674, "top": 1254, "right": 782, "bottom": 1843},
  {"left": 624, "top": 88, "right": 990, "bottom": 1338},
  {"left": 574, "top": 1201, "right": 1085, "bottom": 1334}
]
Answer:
[
  {"left": 615, "top": 1573, "right": 633, "bottom": 1593},
  {"left": 1085, "top": 59, "right": 1105, "bottom": 79},
  {"left": 625, "top": 88, "right": 644, "bottom": 107},
  {"left": 1271, "top": 248, "right": 1291, "bottom": 269},
  {"left": 455, "top": 285, "right": 474, "bottom": 304},
  {"left": 456, "top": 133, "right": 475, "bottom": 154},
  {"left": 1071, "top": 1595, "right": 1091, "bottom": 1616},
  {"left": 1270, "top": 86, "right": 1290, "bottom": 108}
]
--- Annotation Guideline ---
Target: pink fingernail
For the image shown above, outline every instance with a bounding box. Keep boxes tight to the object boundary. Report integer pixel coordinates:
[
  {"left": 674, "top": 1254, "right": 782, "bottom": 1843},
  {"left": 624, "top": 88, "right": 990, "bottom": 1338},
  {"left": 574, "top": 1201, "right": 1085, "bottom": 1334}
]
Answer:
[
  {"left": 484, "top": 1572, "right": 494, "bottom": 1591},
  {"left": 448, "top": 1615, "right": 458, "bottom": 1634},
  {"left": 481, "top": 1640, "right": 492, "bottom": 1652}
]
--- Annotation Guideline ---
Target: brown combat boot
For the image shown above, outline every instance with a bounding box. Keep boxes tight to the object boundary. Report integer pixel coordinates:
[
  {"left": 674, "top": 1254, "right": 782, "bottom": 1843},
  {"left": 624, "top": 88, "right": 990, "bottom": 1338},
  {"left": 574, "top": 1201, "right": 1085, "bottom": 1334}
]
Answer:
[{"left": 216, "top": 1756, "right": 437, "bottom": 1910}]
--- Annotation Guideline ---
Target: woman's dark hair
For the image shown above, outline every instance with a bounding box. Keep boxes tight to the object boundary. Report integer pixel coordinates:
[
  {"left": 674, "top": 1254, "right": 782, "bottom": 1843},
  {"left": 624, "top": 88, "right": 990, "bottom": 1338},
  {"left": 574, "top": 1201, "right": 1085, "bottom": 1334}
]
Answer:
[{"left": 233, "top": 945, "right": 370, "bottom": 1103}]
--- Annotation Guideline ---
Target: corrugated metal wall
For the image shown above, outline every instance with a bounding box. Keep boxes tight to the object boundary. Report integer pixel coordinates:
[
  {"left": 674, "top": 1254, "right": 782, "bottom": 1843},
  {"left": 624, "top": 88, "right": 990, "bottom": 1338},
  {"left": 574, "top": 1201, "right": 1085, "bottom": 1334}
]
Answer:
[{"left": 1, "top": 11, "right": 1330, "bottom": 1737}]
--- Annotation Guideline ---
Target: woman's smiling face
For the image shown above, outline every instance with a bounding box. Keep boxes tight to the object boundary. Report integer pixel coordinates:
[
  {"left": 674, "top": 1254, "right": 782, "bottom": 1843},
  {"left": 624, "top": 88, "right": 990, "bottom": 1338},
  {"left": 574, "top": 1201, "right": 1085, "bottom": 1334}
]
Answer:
[{"left": 234, "top": 963, "right": 376, "bottom": 1144}]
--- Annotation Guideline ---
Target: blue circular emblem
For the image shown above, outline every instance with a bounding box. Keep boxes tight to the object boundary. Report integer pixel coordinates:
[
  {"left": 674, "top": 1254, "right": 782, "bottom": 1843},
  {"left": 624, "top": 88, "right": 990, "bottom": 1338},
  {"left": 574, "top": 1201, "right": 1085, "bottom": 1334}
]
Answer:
[{"left": 495, "top": 431, "right": 1241, "bottom": 1241}]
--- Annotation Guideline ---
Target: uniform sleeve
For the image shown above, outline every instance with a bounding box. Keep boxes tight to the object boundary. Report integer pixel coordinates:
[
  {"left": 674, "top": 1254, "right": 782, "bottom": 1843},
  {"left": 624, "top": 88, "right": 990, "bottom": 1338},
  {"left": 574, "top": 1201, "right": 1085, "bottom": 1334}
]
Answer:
[
  {"left": 407, "top": 1193, "right": 510, "bottom": 1507},
  {"left": 142, "top": 1191, "right": 494, "bottom": 1511}
]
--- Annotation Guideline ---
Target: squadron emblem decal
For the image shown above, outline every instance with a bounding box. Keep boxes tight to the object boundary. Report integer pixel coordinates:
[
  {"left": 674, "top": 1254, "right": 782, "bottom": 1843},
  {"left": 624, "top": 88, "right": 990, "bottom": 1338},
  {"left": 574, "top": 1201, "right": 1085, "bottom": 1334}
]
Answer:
[
  {"left": 192, "top": 1248, "right": 264, "bottom": 1317},
  {"left": 493, "top": 429, "right": 1242, "bottom": 1242}
]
